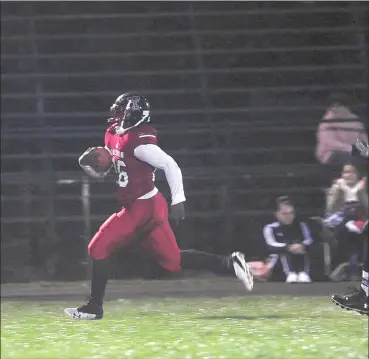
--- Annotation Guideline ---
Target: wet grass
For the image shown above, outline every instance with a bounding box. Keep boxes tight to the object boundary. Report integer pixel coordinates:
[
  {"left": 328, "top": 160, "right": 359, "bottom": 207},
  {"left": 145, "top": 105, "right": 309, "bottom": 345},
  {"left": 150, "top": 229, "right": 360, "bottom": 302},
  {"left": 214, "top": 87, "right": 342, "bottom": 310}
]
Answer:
[{"left": 1, "top": 296, "right": 368, "bottom": 359}]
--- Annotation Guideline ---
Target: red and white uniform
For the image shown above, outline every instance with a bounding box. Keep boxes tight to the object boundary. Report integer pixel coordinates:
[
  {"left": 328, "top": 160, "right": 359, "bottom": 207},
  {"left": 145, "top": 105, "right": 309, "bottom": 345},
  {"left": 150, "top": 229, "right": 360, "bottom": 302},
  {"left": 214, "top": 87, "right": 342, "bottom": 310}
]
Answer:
[
  {"left": 87, "top": 124, "right": 185, "bottom": 272},
  {"left": 104, "top": 124, "right": 185, "bottom": 207}
]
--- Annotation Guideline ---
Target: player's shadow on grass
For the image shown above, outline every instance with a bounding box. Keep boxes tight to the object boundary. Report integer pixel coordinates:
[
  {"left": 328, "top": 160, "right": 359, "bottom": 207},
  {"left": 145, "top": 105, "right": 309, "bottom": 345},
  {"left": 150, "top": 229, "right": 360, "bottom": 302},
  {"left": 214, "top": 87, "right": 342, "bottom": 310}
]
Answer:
[{"left": 200, "top": 314, "right": 288, "bottom": 320}]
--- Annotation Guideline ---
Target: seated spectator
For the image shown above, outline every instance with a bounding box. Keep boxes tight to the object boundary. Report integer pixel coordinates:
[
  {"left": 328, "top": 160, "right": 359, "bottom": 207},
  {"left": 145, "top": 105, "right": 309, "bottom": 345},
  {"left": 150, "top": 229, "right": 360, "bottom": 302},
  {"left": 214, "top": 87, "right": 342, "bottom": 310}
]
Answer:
[
  {"left": 315, "top": 91, "right": 368, "bottom": 166},
  {"left": 325, "top": 164, "right": 367, "bottom": 218},
  {"left": 323, "top": 164, "right": 367, "bottom": 280},
  {"left": 262, "top": 196, "right": 314, "bottom": 283}
]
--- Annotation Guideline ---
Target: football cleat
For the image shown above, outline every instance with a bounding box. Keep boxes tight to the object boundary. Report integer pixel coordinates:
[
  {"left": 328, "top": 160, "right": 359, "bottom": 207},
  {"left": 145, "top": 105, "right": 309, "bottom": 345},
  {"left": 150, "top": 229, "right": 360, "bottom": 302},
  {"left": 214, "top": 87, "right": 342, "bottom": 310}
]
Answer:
[
  {"left": 331, "top": 287, "right": 368, "bottom": 316},
  {"left": 231, "top": 252, "right": 254, "bottom": 291},
  {"left": 64, "top": 299, "right": 104, "bottom": 320}
]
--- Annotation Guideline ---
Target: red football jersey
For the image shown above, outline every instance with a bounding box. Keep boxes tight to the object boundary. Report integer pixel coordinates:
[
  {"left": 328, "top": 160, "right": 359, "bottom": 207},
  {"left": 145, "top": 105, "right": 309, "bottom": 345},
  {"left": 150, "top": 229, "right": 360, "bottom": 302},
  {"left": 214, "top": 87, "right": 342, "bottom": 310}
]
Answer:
[{"left": 105, "top": 124, "right": 158, "bottom": 207}]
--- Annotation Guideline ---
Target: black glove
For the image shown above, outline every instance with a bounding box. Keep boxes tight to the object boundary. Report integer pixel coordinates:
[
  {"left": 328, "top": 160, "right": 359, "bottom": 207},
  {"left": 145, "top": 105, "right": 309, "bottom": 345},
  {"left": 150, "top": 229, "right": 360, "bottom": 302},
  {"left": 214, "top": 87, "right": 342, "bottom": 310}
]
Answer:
[{"left": 170, "top": 202, "right": 185, "bottom": 226}]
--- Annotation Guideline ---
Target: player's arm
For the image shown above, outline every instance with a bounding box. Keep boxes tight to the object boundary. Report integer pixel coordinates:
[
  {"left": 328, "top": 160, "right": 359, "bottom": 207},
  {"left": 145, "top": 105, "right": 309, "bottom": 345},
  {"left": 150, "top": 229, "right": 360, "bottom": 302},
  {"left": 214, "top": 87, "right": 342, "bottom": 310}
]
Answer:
[
  {"left": 78, "top": 147, "right": 112, "bottom": 179},
  {"left": 134, "top": 144, "right": 186, "bottom": 205}
]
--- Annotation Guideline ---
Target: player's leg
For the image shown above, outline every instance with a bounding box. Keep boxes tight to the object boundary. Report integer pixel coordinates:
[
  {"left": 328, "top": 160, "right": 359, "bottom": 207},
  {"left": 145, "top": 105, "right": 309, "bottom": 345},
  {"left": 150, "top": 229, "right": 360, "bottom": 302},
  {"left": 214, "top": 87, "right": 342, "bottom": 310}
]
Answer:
[
  {"left": 88, "top": 210, "right": 137, "bottom": 303},
  {"left": 361, "top": 229, "right": 368, "bottom": 297},
  {"left": 331, "top": 221, "right": 368, "bottom": 315},
  {"left": 141, "top": 193, "right": 254, "bottom": 290},
  {"left": 64, "top": 208, "right": 136, "bottom": 320},
  {"left": 142, "top": 222, "right": 231, "bottom": 274},
  {"left": 142, "top": 223, "right": 253, "bottom": 290}
]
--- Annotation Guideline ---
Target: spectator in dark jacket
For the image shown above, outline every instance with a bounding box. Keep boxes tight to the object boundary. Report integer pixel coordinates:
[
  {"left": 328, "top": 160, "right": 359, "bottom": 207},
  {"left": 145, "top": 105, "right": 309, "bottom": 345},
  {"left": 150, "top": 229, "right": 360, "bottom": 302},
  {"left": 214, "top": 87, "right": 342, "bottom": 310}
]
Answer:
[{"left": 263, "top": 196, "right": 314, "bottom": 283}]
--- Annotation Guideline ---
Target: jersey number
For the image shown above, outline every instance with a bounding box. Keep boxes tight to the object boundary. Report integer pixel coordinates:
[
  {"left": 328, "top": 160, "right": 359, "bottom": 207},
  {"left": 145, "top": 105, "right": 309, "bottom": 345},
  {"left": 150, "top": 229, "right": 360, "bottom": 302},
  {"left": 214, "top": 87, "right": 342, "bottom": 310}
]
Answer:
[{"left": 113, "top": 159, "right": 128, "bottom": 188}]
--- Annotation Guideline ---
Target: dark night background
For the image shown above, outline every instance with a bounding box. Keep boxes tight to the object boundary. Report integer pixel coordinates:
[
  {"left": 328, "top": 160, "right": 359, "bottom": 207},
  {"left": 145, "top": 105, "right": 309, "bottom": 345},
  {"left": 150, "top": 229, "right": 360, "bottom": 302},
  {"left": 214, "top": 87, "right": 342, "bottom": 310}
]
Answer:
[{"left": 1, "top": 1, "right": 368, "bottom": 282}]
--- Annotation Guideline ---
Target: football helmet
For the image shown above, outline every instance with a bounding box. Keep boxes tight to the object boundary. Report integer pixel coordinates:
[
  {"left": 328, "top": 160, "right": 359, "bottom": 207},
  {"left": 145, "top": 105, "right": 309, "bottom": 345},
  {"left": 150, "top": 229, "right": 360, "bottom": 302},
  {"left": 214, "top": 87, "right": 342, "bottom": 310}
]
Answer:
[{"left": 108, "top": 93, "right": 151, "bottom": 134}]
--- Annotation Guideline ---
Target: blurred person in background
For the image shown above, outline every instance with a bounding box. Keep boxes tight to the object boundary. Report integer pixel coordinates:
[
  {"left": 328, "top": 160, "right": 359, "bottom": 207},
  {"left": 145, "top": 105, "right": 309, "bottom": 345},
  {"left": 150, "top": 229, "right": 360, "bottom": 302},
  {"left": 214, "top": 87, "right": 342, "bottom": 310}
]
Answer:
[
  {"left": 315, "top": 91, "right": 368, "bottom": 167},
  {"left": 323, "top": 163, "right": 367, "bottom": 281},
  {"left": 331, "top": 139, "right": 368, "bottom": 316},
  {"left": 262, "top": 196, "right": 314, "bottom": 283}
]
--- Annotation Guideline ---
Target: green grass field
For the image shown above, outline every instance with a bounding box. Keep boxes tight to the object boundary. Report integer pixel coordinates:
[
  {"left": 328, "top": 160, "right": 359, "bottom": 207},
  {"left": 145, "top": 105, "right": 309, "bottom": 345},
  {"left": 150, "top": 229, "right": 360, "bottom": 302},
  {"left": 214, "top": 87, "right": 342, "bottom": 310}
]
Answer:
[{"left": 1, "top": 296, "right": 368, "bottom": 359}]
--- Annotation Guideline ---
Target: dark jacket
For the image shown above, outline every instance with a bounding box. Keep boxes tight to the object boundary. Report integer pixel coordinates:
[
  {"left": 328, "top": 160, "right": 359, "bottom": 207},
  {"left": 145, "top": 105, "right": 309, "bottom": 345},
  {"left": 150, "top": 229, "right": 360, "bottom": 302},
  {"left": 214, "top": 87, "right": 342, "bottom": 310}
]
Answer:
[{"left": 263, "top": 219, "right": 313, "bottom": 254}]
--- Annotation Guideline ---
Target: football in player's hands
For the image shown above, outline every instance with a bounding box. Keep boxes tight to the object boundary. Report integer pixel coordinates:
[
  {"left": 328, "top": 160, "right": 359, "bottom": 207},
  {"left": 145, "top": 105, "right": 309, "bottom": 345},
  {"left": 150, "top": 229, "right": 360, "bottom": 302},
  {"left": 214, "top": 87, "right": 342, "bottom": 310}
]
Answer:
[{"left": 80, "top": 147, "right": 112, "bottom": 172}]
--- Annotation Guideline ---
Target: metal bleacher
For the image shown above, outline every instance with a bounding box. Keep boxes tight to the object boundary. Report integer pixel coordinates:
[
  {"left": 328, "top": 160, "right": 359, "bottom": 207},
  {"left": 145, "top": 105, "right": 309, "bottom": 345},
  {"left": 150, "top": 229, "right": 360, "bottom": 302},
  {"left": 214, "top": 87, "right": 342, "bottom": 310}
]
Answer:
[{"left": 1, "top": 2, "right": 368, "bottom": 280}]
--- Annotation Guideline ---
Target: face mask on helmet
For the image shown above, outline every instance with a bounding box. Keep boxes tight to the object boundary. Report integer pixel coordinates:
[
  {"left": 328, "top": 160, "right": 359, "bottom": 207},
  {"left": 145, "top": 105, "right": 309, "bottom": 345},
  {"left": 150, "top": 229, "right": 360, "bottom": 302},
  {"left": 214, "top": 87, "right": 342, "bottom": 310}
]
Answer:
[
  {"left": 110, "top": 103, "right": 123, "bottom": 118},
  {"left": 109, "top": 103, "right": 129, "bottom": 128}
]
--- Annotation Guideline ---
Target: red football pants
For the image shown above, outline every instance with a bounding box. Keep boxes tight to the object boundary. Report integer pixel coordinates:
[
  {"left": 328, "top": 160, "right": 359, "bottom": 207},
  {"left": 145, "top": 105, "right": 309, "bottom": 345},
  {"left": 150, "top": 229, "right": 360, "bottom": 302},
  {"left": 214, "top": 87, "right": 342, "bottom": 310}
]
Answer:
[{"left": 88, "top": 193, "right": 181, "bottom": 272}]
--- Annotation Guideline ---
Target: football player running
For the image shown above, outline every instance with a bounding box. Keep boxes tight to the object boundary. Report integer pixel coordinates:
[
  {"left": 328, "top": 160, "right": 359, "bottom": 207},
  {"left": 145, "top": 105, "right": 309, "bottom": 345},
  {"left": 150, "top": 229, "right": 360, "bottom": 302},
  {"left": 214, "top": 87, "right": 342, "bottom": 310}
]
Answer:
[{"left": 64, "top": 93, "right": 262, "bottom": 320}]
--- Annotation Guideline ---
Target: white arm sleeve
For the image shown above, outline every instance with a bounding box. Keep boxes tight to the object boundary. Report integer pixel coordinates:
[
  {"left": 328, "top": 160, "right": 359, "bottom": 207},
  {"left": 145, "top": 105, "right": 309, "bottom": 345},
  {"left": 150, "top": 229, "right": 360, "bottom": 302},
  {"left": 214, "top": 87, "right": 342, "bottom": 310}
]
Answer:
[{"left": 134, "top": 144, "right": 186, "bottom": 205}]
